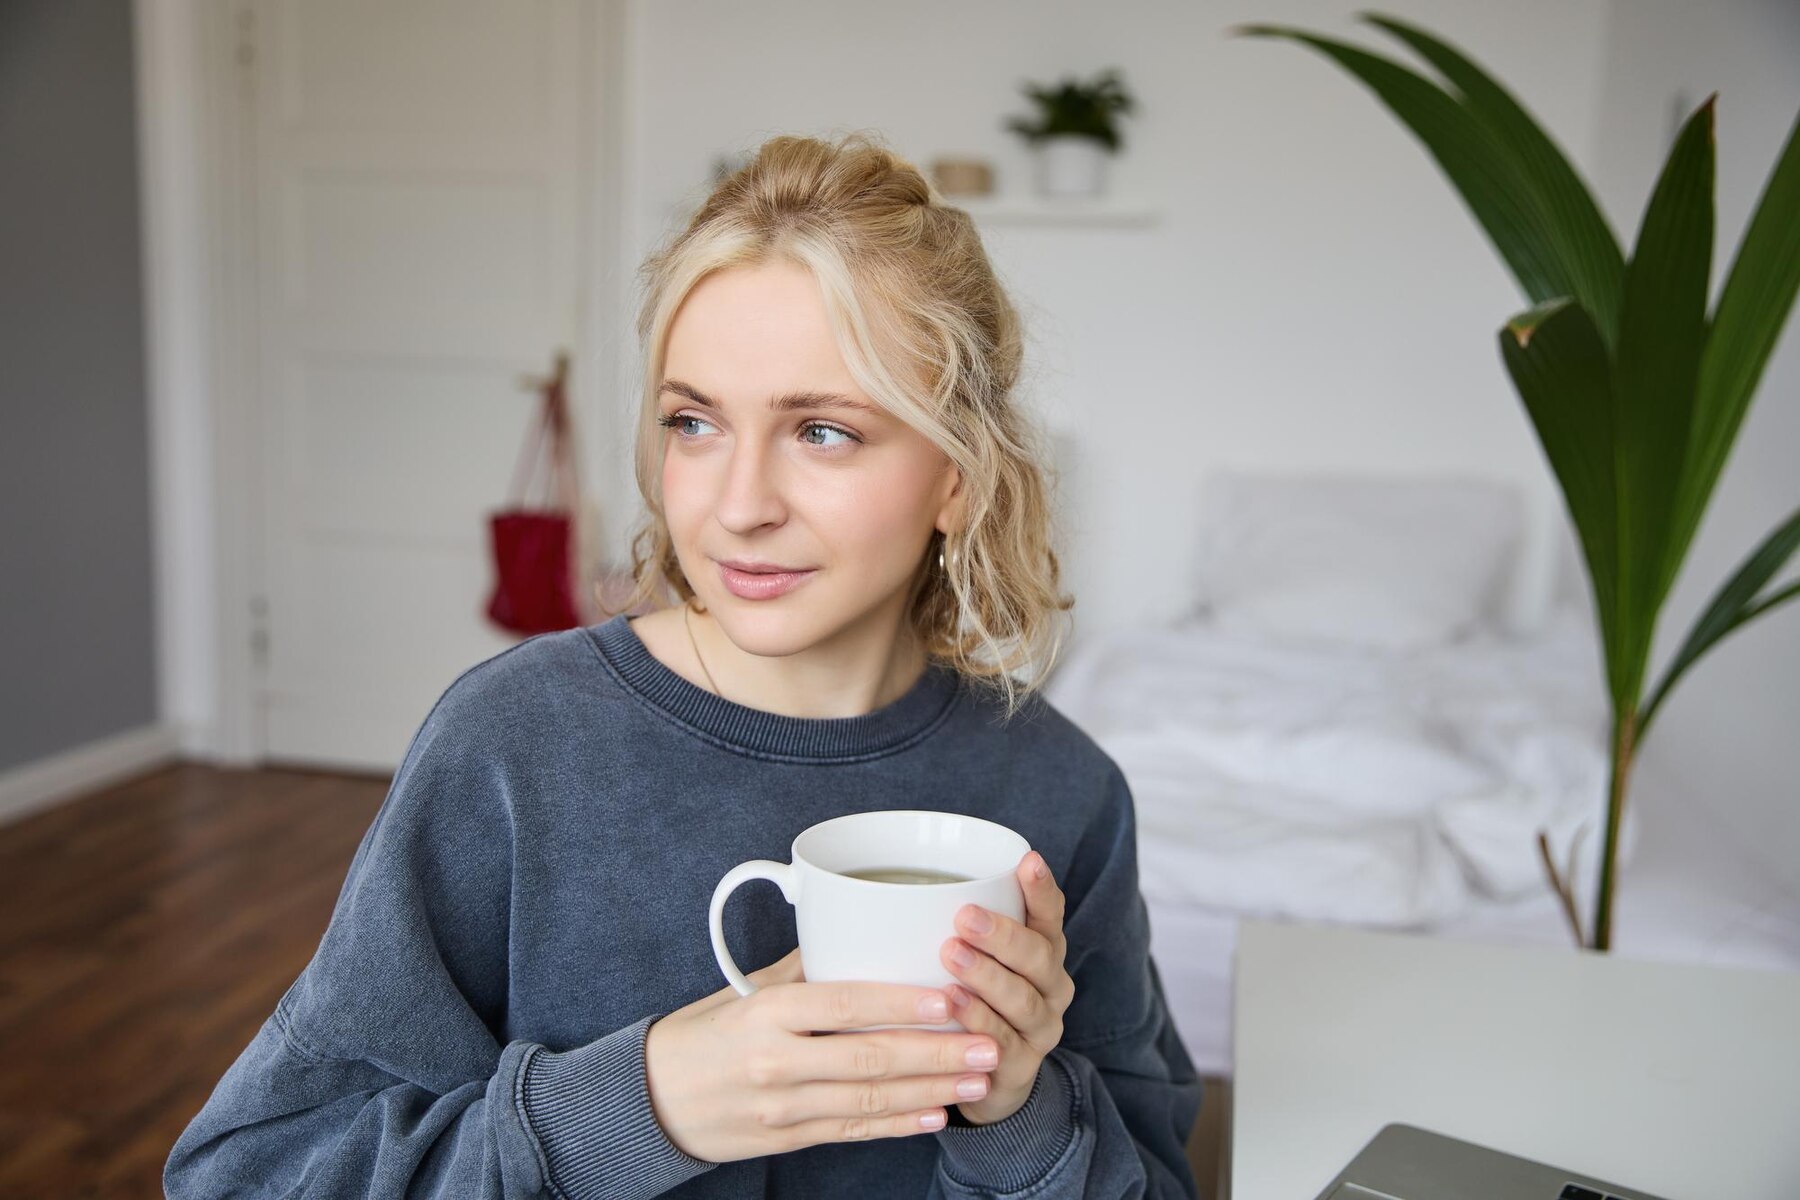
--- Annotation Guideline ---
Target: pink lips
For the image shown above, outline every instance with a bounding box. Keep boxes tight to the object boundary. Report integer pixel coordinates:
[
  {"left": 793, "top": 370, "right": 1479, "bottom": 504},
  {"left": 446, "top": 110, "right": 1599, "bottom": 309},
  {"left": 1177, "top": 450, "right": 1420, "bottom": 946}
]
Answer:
[{"left": 716, "top": 561, "right": 818, "bottom": 600}]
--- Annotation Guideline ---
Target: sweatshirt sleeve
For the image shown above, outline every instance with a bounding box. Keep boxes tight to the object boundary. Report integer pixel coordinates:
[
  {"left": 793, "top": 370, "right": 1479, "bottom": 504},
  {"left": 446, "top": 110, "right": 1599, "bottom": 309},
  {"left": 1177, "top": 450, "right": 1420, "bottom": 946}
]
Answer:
[
  {"left": 929, "top": 764, "right": 1204, "bottom": 1199},
  {"left": 162, "top": 671, "right": 720, "bottom": 1200}
]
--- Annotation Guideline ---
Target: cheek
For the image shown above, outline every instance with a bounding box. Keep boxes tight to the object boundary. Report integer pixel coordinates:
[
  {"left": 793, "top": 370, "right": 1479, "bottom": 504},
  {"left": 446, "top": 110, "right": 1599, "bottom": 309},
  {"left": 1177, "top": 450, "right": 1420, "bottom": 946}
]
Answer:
[
  {"left": 810, "top": 471, "right": 934, "bottom": 550},
  {"left": 661, "top": 453, "right": 705, "bottom": 523}
]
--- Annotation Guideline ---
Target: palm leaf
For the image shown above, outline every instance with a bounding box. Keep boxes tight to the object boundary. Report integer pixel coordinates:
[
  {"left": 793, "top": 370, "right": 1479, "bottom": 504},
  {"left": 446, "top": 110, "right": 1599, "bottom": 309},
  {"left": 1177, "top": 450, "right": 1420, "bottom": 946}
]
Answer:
[
  {"left": 1640, "top": 506, "right": 1800, "bottom": 738},
  {"left": 1609, "top": 98, "right": 1716, "bottom": 704},
  {"left": 1230, "top": 24, "right": 1572, "bottom": 306},
  {"left": 1355, "top": 12, "right": 1626, "bottom": 347},
  {"left": 1661, "top": 107, "right": 1800, "bottom": 615},
  {"left": 1498, "top": 298, "right": 1624, "bottom": 700}
]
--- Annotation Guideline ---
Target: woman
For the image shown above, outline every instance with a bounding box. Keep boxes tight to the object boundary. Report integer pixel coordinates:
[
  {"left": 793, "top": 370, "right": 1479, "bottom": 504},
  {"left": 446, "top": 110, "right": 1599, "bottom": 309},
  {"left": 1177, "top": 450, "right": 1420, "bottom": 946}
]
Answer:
[{"left": 166, "top": 132, "right": 1202, "bottom": 1199}]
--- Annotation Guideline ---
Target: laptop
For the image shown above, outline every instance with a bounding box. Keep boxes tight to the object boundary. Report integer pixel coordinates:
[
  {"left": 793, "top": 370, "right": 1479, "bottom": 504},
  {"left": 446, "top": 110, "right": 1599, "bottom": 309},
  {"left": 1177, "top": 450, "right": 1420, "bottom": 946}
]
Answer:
[{"left": 1311, "top": 1123, "right": 1669, "bottom": 1200}]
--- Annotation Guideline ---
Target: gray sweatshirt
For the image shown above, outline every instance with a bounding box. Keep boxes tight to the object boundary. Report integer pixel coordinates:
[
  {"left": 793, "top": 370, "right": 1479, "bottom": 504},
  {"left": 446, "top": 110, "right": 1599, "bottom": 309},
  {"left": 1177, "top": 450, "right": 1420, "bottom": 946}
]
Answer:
[{"left": 164, "top": 612, "right": 1203, "bottom": 1198}]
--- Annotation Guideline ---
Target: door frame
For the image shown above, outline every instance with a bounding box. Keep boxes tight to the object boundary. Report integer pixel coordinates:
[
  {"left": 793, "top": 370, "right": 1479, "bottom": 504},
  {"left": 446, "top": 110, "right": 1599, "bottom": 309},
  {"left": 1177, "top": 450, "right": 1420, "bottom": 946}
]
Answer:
[{"left": 135, "top": 0, "right": 635, "bottom": 764}]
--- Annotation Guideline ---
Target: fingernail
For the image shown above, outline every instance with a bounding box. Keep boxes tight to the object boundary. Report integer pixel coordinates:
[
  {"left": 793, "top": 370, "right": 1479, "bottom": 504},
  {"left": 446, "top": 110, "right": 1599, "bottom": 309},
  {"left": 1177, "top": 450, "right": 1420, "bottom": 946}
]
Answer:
[
  {"left": 919, "top": 992, "right": 948, "bottom": 1021},
  {"left": 956, "top": 1076, "right": 989, "bottom": 1098},
  {"left": 965, "top": 1042, "right": 997, "bottom": 1067},
  {"left": 961, "top": 906, "right": 993, "bottom": 934},
  {"left": 949, "top": 942, "right": 976, "bottom": 968},
  {"left": 919, "top": 1111, "right": 946, "bottom": 1129},
  {"left": 948, "top": 985, "right": 970, "bottom": 1010},
  {"left": 1032, "top": 853, "right": 1048, "bottom": 880}
]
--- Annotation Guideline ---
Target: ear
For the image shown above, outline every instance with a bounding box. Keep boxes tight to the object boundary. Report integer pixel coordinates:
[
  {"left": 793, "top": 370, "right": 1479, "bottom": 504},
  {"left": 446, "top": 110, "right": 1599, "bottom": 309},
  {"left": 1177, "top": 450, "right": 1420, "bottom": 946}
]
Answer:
[{"left": 935, "top": 462, "right": 965, "bottom": 535}]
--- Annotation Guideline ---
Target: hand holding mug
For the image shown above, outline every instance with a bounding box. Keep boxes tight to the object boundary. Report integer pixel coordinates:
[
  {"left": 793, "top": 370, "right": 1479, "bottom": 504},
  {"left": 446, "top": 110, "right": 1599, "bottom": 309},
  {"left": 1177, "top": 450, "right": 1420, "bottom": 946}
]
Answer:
[
  {"left": 938, "top": 849, "right": 1074, "bottom": 1125},
  {"left": 707, "top": 810, "right": 1032, "bottom": 1033},
  {"left": 668, "top": 809, "right": 1062, "bottom": 1157},
  {"left": 644, "top": 947, "right": 1003, "bottom": 1163}
]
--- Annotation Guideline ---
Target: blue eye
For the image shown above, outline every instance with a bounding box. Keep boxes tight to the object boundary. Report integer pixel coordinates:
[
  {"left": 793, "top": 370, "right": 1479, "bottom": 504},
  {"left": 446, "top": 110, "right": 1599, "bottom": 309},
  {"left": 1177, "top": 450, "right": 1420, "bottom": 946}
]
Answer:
[
  {"left": 657, "top": 412, "right": 862, "bottom": 449},
  {"left": 657, "top": 412, "right": 716, "bottom": 437},
  {"left": 801, "top": 422, "right": 858, "bottom": 448}
]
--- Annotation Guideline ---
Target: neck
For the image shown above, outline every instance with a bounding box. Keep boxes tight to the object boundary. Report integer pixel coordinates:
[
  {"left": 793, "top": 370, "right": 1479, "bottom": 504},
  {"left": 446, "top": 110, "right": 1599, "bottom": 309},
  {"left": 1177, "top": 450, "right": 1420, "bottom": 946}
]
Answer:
[{"left": 685, "top": 597, "right": 928, "bottom": 719}]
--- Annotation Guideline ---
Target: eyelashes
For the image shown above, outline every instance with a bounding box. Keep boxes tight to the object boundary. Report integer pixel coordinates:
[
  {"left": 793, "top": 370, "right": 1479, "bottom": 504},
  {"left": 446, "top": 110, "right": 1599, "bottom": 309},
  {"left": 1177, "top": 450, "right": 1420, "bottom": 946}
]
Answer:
[{"left": 656, "top": 411, "right": 863, "bottom": 449}]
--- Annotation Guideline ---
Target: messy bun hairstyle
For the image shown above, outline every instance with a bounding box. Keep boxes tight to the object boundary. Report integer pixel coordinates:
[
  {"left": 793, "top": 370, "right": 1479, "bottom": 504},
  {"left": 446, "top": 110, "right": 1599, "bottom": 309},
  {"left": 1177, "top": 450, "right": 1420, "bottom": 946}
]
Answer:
[{"left": 611, "top": 130, "right": 1073, "bottom": 720}]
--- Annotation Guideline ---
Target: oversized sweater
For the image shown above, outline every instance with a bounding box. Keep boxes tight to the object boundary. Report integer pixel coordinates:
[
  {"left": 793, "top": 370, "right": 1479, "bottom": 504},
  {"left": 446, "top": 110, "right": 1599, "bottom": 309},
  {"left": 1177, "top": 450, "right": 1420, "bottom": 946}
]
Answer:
[{"left": 164, "top": 611, "right": 1204, "bottom": 1198}]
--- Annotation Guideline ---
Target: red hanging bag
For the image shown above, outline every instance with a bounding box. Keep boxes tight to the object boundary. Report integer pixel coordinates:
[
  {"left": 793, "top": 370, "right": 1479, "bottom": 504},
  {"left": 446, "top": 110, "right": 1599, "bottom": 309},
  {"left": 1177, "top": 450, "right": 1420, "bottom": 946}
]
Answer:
[{"left": 485, "top": 352, "right": 583, "bottom": 635}]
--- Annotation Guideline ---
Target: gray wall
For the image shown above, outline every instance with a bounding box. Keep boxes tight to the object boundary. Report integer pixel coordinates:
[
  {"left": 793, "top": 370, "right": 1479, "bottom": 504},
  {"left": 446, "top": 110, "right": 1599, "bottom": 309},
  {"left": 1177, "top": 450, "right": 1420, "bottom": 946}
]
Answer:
[{"left": 0, "top": 0, "right": 159, "bottom": 771}]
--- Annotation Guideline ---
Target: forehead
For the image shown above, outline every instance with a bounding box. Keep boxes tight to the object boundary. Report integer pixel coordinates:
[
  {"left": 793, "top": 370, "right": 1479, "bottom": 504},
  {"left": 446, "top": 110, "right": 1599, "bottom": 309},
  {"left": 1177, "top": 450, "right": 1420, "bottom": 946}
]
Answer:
[{"left": 663, "top": 261, "right": 855, "bottom": 394}]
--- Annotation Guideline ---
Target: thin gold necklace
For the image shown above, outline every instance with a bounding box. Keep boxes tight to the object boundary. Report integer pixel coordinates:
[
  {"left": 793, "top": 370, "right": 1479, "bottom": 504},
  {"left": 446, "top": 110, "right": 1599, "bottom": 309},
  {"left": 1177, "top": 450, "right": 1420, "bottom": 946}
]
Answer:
[{"left": 683, "top": 602, "right": 722, "bottom": 696}]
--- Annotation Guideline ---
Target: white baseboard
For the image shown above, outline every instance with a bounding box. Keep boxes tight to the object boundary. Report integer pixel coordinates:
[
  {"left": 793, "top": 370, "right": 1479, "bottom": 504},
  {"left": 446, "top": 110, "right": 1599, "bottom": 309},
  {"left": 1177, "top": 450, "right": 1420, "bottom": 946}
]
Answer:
[{"left": 0, "top": 723, "right": 186, "bottom": 828}]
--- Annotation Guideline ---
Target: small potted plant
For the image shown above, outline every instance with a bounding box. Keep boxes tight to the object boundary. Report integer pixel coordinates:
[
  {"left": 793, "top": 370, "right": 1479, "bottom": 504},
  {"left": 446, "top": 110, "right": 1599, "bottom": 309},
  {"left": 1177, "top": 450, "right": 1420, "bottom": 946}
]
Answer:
[{"left": 1004, "top": 67, "right": 1136, "bottom": 199}]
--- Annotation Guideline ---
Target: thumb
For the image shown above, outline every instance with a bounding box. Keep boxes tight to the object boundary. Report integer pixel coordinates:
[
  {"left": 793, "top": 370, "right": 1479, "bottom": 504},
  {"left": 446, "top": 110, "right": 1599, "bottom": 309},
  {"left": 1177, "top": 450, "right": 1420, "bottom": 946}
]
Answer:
[
  {"left": 754, "top": 944, "right": 806, "bottom": 986},
  {"left": 689, "top": 945, "right": 805, "bottom": 1015}
]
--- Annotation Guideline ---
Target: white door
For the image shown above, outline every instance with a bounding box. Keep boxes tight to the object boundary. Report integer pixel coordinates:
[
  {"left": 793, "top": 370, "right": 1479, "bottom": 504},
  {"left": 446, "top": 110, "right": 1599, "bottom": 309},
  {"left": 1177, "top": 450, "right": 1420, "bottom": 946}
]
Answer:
[{"left": 246, "top": 0, "right": 593, "bottom": 770}]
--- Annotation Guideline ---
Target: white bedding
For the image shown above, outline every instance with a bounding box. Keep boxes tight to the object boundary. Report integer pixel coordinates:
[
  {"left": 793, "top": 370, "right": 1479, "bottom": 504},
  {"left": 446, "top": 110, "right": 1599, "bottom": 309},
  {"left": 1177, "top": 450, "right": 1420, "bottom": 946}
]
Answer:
[
  {"left": 1145, "top": 780, "right": 1800, "bottom": 1077},
  {"left": 1048, "top": 609, "right": 1800, "bottom": 1078},
  {"left": 1046, "top": 603, "right": 1633, "bottom": 927}
]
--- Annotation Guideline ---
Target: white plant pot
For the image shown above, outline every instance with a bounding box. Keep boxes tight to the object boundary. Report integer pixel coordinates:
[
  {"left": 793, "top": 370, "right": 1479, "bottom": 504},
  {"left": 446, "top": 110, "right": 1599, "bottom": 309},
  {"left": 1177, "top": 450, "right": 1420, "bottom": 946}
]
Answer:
[{"left": 1034, "top": 135, "right": 1110, "bottom": 199}]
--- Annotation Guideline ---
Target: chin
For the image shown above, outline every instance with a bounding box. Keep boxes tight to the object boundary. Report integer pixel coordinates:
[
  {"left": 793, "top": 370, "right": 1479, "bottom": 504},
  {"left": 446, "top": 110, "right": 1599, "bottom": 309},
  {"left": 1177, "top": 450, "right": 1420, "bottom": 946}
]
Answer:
[{"left": 705, "top": 601, "right": 826, "bottom": 659}]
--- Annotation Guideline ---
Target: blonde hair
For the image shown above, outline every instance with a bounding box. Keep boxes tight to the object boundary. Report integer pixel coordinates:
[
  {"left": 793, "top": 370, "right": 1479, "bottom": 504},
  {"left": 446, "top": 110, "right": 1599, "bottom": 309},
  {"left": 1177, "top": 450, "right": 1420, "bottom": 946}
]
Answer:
[{"left": 609, "top": 130, "right": 1073, "bottom": 721}]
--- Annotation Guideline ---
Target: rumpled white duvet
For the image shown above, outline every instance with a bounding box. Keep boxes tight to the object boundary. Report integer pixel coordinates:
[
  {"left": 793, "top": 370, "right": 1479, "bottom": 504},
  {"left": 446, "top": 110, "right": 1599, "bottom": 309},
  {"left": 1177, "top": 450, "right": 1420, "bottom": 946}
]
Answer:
[{"left": 1044, "top": 604, "right": 1637, "bottom": 927}]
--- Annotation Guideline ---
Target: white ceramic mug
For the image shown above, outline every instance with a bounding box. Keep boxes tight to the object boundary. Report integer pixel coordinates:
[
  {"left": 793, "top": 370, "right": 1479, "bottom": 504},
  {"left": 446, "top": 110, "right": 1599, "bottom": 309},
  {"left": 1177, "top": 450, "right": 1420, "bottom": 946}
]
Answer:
[{"left": 709, "top": 809, "right": 1031, "bottom": 1033}]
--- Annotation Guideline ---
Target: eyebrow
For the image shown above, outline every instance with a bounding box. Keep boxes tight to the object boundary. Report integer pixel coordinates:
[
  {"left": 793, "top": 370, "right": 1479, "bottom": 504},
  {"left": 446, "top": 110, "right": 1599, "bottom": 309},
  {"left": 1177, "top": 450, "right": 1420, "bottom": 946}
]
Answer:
[{"left": 657, "top": 378, "right": 883, "bottom": 416}]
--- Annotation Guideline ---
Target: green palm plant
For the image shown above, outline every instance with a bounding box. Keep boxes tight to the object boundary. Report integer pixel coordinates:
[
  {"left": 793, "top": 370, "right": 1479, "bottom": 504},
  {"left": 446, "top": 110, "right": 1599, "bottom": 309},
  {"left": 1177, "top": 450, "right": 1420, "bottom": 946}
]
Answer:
[{"left": 1228, "top": 13, "right": 1800, "bottom": 951}]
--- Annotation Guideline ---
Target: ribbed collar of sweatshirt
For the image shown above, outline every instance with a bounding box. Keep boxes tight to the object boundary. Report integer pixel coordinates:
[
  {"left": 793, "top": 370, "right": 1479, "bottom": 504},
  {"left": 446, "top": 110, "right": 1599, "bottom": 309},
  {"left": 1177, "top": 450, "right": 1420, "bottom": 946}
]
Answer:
[{"left": 590, "top": 611, "right": 965, "bottom": 761}]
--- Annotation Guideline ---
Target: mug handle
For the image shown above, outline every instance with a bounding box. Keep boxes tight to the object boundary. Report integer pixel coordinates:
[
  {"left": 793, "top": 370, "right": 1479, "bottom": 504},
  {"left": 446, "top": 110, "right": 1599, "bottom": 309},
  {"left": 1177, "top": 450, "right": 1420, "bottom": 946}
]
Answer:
[{"left": 709, "top": 859, "right": 797, "bottom": 996}]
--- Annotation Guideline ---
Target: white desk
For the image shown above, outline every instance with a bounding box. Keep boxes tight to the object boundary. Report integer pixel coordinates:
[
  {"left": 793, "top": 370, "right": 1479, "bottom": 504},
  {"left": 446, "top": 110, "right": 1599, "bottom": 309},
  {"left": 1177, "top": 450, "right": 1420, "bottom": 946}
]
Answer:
[{"left": 1230, "top": 917, "right": 1800, "bottom": 1200}]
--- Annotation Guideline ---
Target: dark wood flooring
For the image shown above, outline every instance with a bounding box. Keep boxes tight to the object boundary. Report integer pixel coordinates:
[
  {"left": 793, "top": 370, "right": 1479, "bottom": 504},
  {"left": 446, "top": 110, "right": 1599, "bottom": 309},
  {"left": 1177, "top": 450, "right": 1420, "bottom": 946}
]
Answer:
[{"left": 0, "top": 762, "right": 1229, "bottom": 1198}]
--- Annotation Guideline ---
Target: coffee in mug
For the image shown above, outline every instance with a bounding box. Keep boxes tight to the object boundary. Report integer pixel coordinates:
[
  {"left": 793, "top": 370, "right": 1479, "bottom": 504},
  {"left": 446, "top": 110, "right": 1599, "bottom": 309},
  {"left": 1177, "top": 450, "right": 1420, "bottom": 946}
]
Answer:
[
  {"left": 709, "top": 809, "right": 1030, "bottom": 1033},
  {"left": 840, "top": 866, "right": 975, "bottom": 885}
]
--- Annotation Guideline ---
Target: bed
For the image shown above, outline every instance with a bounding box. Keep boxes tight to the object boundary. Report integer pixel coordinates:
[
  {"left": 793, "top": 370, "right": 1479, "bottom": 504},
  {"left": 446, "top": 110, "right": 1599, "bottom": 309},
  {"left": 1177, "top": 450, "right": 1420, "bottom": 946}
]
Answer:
[{"left": 1045, "top": 468, "right": 1800, "bottom": 1077}]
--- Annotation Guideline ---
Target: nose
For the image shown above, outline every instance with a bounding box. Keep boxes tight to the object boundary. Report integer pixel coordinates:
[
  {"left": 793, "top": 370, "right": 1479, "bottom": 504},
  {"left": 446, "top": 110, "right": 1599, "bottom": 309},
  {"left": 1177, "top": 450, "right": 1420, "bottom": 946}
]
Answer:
[{"left": 712, "top": 431, "right": 788, "bottom": 534}]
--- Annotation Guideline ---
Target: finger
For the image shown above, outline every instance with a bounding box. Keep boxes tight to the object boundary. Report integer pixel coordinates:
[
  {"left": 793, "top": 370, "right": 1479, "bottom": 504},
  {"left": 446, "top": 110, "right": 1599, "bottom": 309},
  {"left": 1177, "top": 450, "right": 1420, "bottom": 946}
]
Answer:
[
  {"left": 750, "top": 945, "right": 805, "bottom": 986},
  {"left": 1019, "top": 851, "right": 1066, "bottom": 944},
  {"left": 944, "top": 983, "right": 1034, "bottom": 1091},
  {"left": 772, "top": 1104, "right": 954, "bottom": 1150},
  {"left": 769, "top": 977, "right": 952, "bottom": 1035},
  {"left": 691, "top": 946, "right": 805, "bottom": 1017},
  {"left": 941, "top": 937, "right": 1051, "bottom": 1047},
  {"left": 782, "top": 1025, "right": 1001, "bottom": 1087},
  {"left": 954, "top": 904, "right": 1061, "bottom": 998},
  {"left": 761, "top": 1065, "right": 993, "bottom": 1130}
]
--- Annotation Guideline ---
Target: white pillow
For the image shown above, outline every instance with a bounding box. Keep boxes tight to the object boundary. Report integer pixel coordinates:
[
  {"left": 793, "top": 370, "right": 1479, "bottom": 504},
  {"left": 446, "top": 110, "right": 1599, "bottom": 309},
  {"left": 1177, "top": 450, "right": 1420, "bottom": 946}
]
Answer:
[{"left": 1189, "top": 468, "right": 1522, "bottom": 651}]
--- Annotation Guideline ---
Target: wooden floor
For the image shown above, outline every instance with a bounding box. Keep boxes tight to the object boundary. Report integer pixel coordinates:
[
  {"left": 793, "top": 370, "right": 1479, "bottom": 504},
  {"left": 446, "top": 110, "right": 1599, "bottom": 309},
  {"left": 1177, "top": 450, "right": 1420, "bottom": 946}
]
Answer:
[
  {"left": 0, "top": 762, "right": 1230, "bottom": 1198},
  {"left": 0, "top": 763, "right": 390, "bottom": 1198}
]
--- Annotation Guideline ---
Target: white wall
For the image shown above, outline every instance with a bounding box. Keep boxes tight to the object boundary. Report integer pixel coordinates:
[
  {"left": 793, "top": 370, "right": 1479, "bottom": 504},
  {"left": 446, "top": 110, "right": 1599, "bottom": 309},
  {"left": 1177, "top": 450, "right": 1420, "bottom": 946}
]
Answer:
[
  {"left": 600, "top": 0, "right": 1800, "bottom": 897},
  {"left": 606, "top": 0, "right": 1610, "bottom": 640},
  {"left": 1588, "top": 0, "right": 1800, "bottom": 896}
]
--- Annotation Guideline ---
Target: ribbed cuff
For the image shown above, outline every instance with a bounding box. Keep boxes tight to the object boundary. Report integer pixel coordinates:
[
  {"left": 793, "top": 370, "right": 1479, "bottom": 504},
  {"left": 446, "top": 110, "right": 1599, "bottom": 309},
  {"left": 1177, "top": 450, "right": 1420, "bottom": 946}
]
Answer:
[
  {"left": 934, "top": 1053, "right": 1079, "bottom": 1192},
  {"left": 520, "top": 1013, "right": 719, "bottom": 1200}
]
